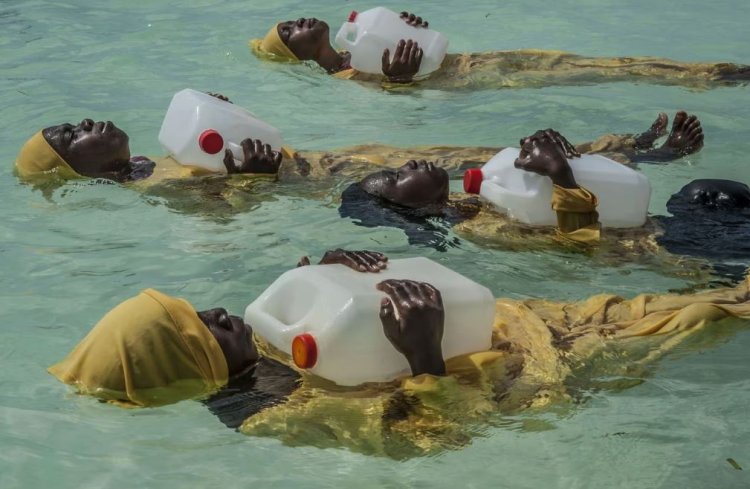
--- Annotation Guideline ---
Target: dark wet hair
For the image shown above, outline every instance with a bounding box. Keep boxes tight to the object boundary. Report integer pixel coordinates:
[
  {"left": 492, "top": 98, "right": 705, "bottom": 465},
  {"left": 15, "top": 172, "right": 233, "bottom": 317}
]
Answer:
[
  {"left": 666, "top": 179, "right": 750, "bottom": 211},
  {"left": 656, "top": 179, "right": 750, "bottom": 281},
  {"left": 338, "top": 183, "right": 465, "bottom": 252}
]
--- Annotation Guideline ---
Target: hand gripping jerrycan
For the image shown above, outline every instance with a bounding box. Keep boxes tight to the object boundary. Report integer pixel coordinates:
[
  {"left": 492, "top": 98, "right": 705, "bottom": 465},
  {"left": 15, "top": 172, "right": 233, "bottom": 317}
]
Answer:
[
  {"left": 463, "top": 148, "right": 651, "bottom": 228},
  {"left": 158, "top": 89, "right": 284, "bottom": 172},
  {"left": 335, "top": 7, "right": 449, "bottom": 77},
  {"left": 244, "top": 257, "right": 495, "bottom": 386}
]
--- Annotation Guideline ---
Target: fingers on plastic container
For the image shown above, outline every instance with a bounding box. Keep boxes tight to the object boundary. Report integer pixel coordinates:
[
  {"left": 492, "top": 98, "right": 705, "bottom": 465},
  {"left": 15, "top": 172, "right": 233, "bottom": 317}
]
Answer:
[
  {"left": 475, "top": 148, "right": 651, "bottom": 227},
  {"left": 335, "top": 7, "right": 447, "bottom": 76},
  {"left": 246, "top": 257, "right": 494, "bottom": 385},
  {"left": 158, "top": 89, "right": 284, "bottom": 172}
]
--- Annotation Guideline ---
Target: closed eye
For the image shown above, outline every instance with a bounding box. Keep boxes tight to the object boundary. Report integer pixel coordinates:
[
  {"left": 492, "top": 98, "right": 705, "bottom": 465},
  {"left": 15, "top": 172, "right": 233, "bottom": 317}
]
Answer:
[
  {"left": 218, "top": 313, "right": 232, "bottom": 331},
  {"left": 279, "top": 23, "right": 292, "bottom": 41}
]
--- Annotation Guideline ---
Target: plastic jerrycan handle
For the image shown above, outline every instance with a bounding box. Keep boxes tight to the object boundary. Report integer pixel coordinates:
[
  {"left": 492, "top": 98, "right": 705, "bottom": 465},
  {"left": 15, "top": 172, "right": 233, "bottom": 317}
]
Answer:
[
  {"left": 464, "top": 167, "right": 516, "bottom": 197},
  {"left": 251, "top": 304, "right": 305, "bottom": 349},
  {"left": 226, "top": 141, "right": 244, "bottom": 160},
  {"left": 481, "top": 178, "right": 530, "bottom": 198},
  {"left": 335, "top": 18, "right": 358, "bottom": 50}
]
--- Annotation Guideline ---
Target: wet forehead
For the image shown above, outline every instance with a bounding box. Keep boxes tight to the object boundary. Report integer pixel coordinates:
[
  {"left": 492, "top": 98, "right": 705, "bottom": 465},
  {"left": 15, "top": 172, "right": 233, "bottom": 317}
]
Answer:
[{"left": 42, "top": 123, "right": 73, "bottom": 148}]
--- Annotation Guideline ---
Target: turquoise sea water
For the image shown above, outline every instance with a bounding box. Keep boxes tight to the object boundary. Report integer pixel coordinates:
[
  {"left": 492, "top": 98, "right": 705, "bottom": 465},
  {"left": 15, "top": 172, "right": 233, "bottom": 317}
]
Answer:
[{"left": 1, "top": 0, "right": 749, "bottom": 487}]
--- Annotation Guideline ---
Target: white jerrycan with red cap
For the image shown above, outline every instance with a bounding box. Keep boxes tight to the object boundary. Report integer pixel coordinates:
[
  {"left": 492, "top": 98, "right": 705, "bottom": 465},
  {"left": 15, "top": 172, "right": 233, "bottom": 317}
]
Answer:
[
  {"left": 334, "top": 7, "right": 448, "bottom": 77},
  {"left": 463, "top": 148, "right": 651, "bottom": 228},
  {"left": 244, "top": 257, "right": 495, "bottom": 386},
  {"left": 158, "top": 89, "right": 283, "bottom": 172}
]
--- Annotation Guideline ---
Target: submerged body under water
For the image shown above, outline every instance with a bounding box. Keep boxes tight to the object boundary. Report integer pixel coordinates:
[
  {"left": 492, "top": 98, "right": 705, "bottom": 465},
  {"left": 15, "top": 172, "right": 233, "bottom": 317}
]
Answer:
[{"left": 656, "top": 181, "right": 750, "bottom": 281}]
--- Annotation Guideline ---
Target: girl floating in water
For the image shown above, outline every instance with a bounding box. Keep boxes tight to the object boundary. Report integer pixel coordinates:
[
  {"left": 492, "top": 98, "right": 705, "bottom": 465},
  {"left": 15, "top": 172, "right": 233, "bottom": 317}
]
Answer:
[
  {"left": 48, "top": 249, "right": 750, "bottom": 458},
  {"left": 251, "top": 12, "right": 750, "bottom": 90}
]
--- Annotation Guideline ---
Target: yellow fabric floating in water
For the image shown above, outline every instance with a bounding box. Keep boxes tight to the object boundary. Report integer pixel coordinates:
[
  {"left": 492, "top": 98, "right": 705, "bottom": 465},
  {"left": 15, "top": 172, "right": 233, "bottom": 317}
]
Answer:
[
  {"left": 136, "top": 156, "right": 287, "bottom": 186},
  {"left": 48, "top": 289, "right": 228, "bottom": 408},
  {"left": 45, "top": 269, "right": 749, "bottom": 456},
  {"left": 273, "top": 47, "right": 750, "bottom": 90},
  {"left": 551, "top": 185, "right": 601, "bottom": 244},
  {"left": 136, "top": 156, "right": 215, "bottom": 185},
  {"left": 240, "top": 275, "right": 750, "bottom": 457},
  {"left": 333, "top": 68, "right": 358, "bottom": 80}
]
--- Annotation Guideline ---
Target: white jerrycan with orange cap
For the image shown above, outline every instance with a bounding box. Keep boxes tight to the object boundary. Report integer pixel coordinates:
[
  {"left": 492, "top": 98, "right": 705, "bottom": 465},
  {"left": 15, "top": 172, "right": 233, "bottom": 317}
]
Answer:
[
  {"left": 158, "top": 89, "right": 283, "bottom": 173},
  {"left": 334, "top": 7, "right": 449, "bottom": 77},
  {"left": 463, "top": 148, "right": 651, "bottom": 228},
  {"left": 244, "top": 257, "right": 495, "bottom": 386}
]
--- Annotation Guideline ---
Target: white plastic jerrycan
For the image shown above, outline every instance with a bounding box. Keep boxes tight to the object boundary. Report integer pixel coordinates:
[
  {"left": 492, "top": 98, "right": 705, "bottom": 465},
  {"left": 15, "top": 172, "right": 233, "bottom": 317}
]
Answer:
[
  {"left": 244, "top": 257, "right": 495, "bottom": 386},
  {"left": 158, "top": 89, "right": 284, "bottom": 173},
  {"left": 335, "top": 7, "right": 449, "bottom": 77},
  {"left": 463, "top": 148, "right": 651, "bottom": 228}
]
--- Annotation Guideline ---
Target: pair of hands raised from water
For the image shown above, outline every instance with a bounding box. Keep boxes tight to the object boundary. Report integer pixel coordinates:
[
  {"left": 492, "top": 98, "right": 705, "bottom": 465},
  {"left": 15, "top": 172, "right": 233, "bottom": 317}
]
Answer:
[
  {"left": 381, "top": 12, "right": 428, "bottom": 83},
  {"left": 298, "top": 249, "right": 446, "bottom": 376}
]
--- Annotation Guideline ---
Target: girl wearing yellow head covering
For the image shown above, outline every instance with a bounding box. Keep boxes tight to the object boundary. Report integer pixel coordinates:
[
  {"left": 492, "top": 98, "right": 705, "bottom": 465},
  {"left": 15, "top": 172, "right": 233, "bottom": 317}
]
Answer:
[
  {"left": 47, "top": 250, "right": 387, "bottom": 408},
  {"left": 14, "top": 131, "right": 81, "bottom": 180},
  {"left": 48, "top": 289, "right": 234, "bottom": 407},
  {"left": 14, "top": 115, "right": 285, "bottom": 186},
  {"left": 250, "top": 13, "right": 750, "bottom": 90},
  {"left": 49, "top": 250, "right": 750, "bottom": 458},
  {"left": 14, "top": 98, "right": 672, "bottom": 226},
  {"left": 250, "top": 24, "right": 301, "bottom": 62},
  {"left": 15, "top": 119, "right": 134, "bottom": 183}
]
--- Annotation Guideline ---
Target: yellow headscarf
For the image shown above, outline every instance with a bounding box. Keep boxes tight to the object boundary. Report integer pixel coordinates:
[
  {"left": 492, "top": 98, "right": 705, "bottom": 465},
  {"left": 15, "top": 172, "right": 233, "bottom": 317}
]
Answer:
[
  {"left": 250, "top": 24, "right": 300, "bottom": 62},
  {"left": 15, "top": 131, "right": 80, "bottom": 179},
  {"left": 48, "top": 289, "right": 229, "bottom": 408}
]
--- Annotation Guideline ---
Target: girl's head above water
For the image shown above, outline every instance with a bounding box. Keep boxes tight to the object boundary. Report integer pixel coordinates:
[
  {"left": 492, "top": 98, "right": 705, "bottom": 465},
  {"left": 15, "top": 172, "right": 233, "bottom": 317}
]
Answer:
[
  {"left": 16, "top": 119, "right": 131, "bottom": 180},
  {"left": 48, "top": 289, "right": 258, "bottom": 407},
  {"left": 668, "top": 179, "right": 750, "bottom": 212},
  {"left": 359, "top": 159, "right": 450, "bottom": 209},
  {"left": 251, "top": 17, "right": 332, "bottom": 62},
  {"left": 196, "top": 307, "right": 259, "bottom": 378},
  {"left": 251, "top": 17, "right": 359, "bottom": 75}
]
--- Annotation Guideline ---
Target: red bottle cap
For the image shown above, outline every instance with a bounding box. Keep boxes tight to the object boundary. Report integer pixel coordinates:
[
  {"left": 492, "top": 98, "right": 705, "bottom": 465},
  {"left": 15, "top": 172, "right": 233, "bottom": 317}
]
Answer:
[
  {"left": 198, "top": 129, "right": 224, "bottom": 154},
  {"left": 463, "top": 168, "right": 484, "bottom": 194},
  {"left": 348, "top": 11, "right": 358, "bottom": 22},
  {"left": 292, "top": 333, "right": 318, "bottom": 369}
]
